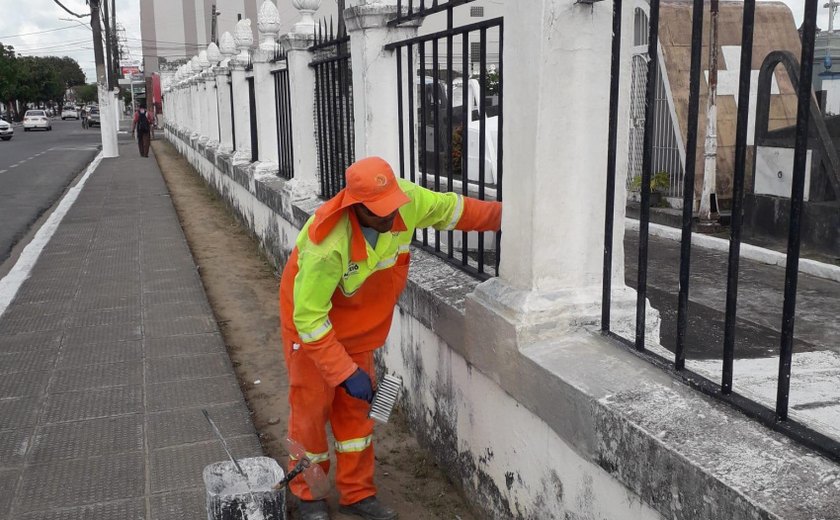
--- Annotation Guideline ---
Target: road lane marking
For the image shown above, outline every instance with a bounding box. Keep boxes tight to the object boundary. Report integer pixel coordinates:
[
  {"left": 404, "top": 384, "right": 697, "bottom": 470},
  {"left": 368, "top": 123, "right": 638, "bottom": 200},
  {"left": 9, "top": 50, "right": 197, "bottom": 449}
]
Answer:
[
  {"left": 0, "top": 170, "right": 6, "bottom": 174},
  {"left": 0, "top": 152, "right": 104, "bottom": 318}
]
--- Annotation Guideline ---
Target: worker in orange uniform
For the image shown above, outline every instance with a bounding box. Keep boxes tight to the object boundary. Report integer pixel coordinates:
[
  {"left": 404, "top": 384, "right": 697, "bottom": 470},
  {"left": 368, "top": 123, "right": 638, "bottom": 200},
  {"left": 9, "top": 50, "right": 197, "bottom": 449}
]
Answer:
[{"left": 279, "top": 156, "right": 502, "bottom": 520}]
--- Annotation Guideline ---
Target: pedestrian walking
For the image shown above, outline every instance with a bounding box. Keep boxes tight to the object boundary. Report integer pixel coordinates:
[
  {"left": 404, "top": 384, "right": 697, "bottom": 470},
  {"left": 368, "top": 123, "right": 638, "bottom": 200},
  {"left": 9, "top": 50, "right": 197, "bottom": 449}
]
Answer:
[
  {"left": 279, "top": 156, "right": 502, "bottom": 520},
  {"left": 131, "top": 103, "right": 154, "bottom": 157}
]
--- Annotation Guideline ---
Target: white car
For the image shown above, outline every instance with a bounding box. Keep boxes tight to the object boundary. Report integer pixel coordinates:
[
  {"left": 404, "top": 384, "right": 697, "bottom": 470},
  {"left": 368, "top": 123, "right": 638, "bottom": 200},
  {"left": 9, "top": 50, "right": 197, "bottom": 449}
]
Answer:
[
  {"left": 61, "top": 106, "right": 79, "bottom": 120},
  {"left": 0, "top": 118, "right": 12, "bottom": 141},
  {"left": 23, "top": 110, "right": 52, "bottom": 131}
]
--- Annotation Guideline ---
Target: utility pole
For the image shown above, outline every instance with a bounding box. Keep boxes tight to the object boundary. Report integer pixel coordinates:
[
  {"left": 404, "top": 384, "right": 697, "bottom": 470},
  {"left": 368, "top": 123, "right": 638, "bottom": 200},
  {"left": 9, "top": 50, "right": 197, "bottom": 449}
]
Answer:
[
  {"left": 111, "top": 0, "right": 120, "bottom": 82},
  {"left": 211, "top": 5, "right": 221, "bottom": 44},
  {"left": 102, "top": 0, "right": 115, "bottom": 90},
  {"left": 89, "top": 0, "right": 118, "bottom": 157},
  {"left": 699, "top": 0, "right": 720, "bottom": 225}
]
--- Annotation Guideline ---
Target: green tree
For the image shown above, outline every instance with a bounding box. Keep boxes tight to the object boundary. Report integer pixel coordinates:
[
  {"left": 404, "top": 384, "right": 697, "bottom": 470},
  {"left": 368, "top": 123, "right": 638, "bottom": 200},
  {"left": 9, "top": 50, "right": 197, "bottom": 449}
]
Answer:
[
  {"left": 76, "top": 83, "right": 98, "bottom": 104},
  {"left": 0, "top": 43, "right": 19, "bottom": 119}
]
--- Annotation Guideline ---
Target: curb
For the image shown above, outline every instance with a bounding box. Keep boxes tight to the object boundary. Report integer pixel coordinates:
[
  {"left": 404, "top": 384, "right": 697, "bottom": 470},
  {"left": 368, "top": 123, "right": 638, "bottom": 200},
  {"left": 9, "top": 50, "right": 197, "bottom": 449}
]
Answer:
[{"left": 626, "top": 218, "right": 840, "bottom": 283}]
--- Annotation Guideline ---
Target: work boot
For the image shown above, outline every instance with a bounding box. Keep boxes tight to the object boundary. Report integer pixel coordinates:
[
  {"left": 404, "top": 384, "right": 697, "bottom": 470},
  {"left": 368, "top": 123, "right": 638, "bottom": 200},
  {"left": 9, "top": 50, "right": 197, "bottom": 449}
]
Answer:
[
  {"left": 338, "top": 496, "right": 398, "bottom": 520},
  {"left": 298, "top": 499, "right": 330, "bottom": 520}
]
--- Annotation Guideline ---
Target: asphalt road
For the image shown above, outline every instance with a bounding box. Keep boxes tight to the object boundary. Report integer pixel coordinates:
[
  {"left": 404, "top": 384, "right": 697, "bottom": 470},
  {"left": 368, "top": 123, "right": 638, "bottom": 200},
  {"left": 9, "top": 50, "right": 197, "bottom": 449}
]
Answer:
[{"left": 0, "top": 118, "right": 100, "bottom": 264}]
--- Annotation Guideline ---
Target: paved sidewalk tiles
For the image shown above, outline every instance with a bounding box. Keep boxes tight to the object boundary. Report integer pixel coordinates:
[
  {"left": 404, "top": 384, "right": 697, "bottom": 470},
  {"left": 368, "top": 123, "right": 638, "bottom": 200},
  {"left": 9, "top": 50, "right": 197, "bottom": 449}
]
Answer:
[{"left": 0, "top": 143, "right": 262, "bottom": 519}]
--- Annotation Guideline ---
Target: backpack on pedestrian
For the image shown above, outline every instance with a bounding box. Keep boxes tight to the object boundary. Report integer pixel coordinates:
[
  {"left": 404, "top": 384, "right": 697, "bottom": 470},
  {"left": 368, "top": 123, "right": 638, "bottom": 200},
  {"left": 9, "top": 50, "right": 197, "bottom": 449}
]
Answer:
[{"left": 137, "top": 112, "right": 150, "bottom": 133}]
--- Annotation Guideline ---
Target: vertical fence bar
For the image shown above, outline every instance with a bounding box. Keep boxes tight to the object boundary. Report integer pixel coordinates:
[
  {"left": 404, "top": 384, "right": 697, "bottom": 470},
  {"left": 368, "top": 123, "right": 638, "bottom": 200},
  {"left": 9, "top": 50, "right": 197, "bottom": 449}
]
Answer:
[
  {"left": 635, "top": 0, "right": 661, "bottom": 350},
  {"left": 315, "top": 63, "right": 329, "bottom": 196},
  {"left": 477, "top": 27, "right": 487, "bottom": 274},
  {"left": 408, "top": 44, "right": 417, "bottom": 184},
  {"left": 328, "top": 58, "right": 340, "bottom": 196},
  {"left": 286, "top": 70, "right": 295, "bottom": 178},
  {"left": 419, "top": 41, "right": 429, "bottom": 246},
  {"left": 336, "top": 55, "right": 347, "bottom": 190},
  {"left": 777, "top": 0, "right": 818, "bottom": 420},
  {"left": 461, "top": 30, "right": 469, "bottom": 267},
  {"left": 274, "top": 73, "right": 282, "bottom": 176},
  {"left": 248, "top": 77, "right": 258, "bottom": 162},
  {"left": 674, "top": 0, "right": 706, "bottom": 368},
  {"left": 433, "top": 36, "right": 442, "bottom": 253},
  {"left": 495, "top": 21, "right": 503, "bottom": 274},
  {"left": 341, "top": 52, "right": 356, "bottom": 167},
  {"left": 722, "top": 0, "right": 757, "bottom": 392},
  {"left": 601, "top": 0, "right": 623, "bottom": 332},
  {"left": 330, "top": 57, "right": 342, "bottom": 195},
  {"left": 229, "top": 75, "right": 236, "bottom": 152},
  {"left": 447, "top": 7, "right": 455, "bottom": 259},
  {"left": 397, "top": 47, "right": 407, "bottom": 180}
]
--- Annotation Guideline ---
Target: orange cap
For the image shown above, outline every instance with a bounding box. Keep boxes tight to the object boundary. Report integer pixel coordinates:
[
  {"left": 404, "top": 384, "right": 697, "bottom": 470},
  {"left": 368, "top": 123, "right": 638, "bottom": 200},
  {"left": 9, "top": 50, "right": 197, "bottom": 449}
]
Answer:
[{"left": 344, "top": 157, "right": 410, "bottom": 217}]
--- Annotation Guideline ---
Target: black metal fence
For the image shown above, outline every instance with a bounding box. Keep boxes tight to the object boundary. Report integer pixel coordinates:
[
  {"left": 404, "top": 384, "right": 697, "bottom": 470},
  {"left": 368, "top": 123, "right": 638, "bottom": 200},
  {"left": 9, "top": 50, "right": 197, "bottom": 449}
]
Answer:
[
  {"left": 601, "top": 0, "right": 840, "bottom": 463},
  {"left": 246, "top": 75, "right": 258, "bottom": 163},
  {"left": 272, "top": 49, "right": 294, "bottom": 180},
  {"left": 228, "top": 72, "right": 235, "bottom": 152},
  {"left": 387, "top": 0, "right": 503, "bottom": 280},
  {"left": 310, "top": 19, "right": 354, "bottom": 199}
]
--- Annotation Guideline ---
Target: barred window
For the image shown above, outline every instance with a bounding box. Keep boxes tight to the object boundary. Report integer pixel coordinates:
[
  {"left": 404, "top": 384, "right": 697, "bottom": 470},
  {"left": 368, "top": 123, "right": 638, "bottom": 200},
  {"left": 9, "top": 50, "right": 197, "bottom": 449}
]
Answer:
[
  {"left": 471, "top": 41, "right": 481, "bottom": 62},
  {"left": 470, "top": 6, "right": 484, "bottom": 17}
]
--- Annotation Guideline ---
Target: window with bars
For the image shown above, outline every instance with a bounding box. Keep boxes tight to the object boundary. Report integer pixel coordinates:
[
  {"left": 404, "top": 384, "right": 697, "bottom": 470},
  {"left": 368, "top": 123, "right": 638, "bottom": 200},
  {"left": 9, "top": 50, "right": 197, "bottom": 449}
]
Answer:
[
  {"left": 470, "top": 6, "right": 484, "bottom": 17},
  {"left": 471, "top": 41, "right": 481, "bottom": 62}
]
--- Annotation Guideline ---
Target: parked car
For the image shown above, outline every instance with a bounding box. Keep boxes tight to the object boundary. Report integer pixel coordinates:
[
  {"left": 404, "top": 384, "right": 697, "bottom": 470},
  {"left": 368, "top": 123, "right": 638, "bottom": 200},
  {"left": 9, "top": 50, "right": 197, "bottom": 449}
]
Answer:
[
  {"left": 61, "top": 106, "right": 79, "bottom": 120},
  {"left": 0, "top": 118, "right": 13, "bottom": 141},
  {"left": 23, "top": 110, "right": 52, "bottom": 131},
  {"left": 87, "top": 107, "right": 100, "bottom": 128}
]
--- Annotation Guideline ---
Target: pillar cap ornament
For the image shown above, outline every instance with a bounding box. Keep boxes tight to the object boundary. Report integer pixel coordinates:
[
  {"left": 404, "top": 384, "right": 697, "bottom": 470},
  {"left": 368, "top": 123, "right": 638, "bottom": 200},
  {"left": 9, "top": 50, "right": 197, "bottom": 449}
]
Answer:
[
  {"left": 291, "top": 0, "right": 321, "bottom": 32},
  {"left": 198, "top": 50, "right": 211, "bottom": 69},
  {"left": 234, "top": 19, "right": 254, "bottom": 52},
  {"left": 258, "top": 0, "right": 282, "bottom": 40},
  {"left": 207, "top": 42, "right": 222, "bottom": 64},
  {"left": 220, "top": 31, "right": 237, "bottom": 58}
]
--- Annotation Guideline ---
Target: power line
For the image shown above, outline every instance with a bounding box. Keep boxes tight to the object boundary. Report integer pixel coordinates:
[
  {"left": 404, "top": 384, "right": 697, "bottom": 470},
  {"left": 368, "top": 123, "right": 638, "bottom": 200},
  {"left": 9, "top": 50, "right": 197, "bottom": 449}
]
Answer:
[
  {"left": 51, "top": 0, "right": 90, "bottom": 18},
  {"left": 0, "top": 25, "right": 87, "bottom": 39}
]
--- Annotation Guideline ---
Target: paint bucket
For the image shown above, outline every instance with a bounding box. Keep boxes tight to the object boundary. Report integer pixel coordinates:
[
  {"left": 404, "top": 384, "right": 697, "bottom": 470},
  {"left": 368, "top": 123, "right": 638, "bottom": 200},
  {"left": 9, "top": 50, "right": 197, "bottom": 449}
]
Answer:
[{"left": 204, "top": 456, "right": 286, "bottom": 520}]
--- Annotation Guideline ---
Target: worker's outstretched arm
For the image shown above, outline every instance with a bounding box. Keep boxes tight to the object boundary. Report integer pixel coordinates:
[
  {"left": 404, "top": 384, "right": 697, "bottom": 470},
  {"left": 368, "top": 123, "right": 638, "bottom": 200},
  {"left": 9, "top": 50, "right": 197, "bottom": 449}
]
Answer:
[
  {"left": 292, "top": 247, "right": 358, "bottom": 387},
  {"left": 407, "top": 180, "right": 502, "bottom": 232}
]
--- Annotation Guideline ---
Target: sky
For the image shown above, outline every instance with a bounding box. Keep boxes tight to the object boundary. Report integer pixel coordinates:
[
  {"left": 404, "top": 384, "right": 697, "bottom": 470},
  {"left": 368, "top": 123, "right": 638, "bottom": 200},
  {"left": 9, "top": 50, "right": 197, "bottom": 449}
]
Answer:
[
  {"left": 0, "top": 0, "right": 833, "bottom": 85},
  {"left": 0, "top": 0, "right": 142, "bottom": 83}
]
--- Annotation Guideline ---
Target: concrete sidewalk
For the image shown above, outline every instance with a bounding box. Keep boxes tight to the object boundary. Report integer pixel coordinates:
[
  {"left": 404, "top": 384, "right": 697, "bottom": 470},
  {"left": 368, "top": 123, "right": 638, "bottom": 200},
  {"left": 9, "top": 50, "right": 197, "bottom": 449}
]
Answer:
[{"left": 0, "top": 142, "right": 261, "bottom": 519}]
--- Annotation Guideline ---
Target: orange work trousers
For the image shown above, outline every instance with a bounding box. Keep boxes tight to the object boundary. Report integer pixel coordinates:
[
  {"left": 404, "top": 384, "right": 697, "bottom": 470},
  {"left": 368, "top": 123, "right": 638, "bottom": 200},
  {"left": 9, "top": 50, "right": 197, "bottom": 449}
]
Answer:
[{"left": 284, "top": 337, "right": 376, "bottom": 505}]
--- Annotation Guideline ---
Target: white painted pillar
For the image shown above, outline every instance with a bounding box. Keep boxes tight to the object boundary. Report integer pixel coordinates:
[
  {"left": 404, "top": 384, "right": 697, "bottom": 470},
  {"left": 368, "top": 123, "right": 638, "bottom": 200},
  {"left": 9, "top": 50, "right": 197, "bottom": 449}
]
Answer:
[
  {"left": 97, "top": 83, "right": 119, "bottom": 157},
  {"left": 205, "top": 73, "right": 220, "bottom": 146},
  {"left": 281, "top": 22, "right": 319, "bottom": 191},
  {"left": 232, "top": 19, "right": 254, "bottom": 163},
  {"left": 197, "top": 51, "right": 212, "bottom": 143},
  {"left": 215, "top": 65, "right": 234, "bottom": 153},
  {"left": 466, "top": 0, "right": 657, "bottom": 343},
  {"left": 253, "top": 0, "right": 281, "bottom": 174},
  {"left": 344, "top": 1, "right": 420, "bottom": 168},
  {"left": 190, "top": 78, "right": 202, "bottom": 138}
]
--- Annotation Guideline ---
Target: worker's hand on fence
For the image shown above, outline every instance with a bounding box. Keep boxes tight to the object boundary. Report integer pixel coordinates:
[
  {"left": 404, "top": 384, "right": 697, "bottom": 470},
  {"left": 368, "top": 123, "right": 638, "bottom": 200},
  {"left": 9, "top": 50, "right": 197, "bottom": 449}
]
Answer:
[{"left": 340, "top": 368, "right": 373, "bottom": 402}]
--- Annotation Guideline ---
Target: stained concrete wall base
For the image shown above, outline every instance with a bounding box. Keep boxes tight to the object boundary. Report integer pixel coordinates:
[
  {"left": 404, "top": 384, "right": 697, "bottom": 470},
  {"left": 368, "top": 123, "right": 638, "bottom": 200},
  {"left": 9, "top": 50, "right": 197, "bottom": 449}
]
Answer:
[{"left": 165, "top": 126, "right": 840, "bottom": 520}]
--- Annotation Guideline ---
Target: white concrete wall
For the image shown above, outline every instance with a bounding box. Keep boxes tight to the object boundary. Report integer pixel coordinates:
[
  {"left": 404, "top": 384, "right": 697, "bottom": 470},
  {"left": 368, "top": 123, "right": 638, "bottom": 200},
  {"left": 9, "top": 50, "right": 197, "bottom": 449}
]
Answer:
[{"left": 382, "top": 309, "right": 663, "bottom": 520}]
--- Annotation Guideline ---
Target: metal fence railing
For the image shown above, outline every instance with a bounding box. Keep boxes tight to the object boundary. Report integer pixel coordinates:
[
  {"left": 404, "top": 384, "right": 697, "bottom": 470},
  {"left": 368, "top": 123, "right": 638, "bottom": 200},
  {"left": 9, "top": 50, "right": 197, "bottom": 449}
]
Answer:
[
  {"left": 272, "top": 49, "right": 294, "bottom": 180},
  {"left": 310, "top": 19, "right": 354, "bottom": 199},
  {"left": 246, "top": 75, "right": 258, "bottom": 163},
  {"left": 387, "top": 0, "right": 503, "bottom": 280},
  {"left": 228, "top": 72, "right": 236, "bottom": 152},
  {"left": 601, "top": 0, "right": 840, "bottom": 463}
]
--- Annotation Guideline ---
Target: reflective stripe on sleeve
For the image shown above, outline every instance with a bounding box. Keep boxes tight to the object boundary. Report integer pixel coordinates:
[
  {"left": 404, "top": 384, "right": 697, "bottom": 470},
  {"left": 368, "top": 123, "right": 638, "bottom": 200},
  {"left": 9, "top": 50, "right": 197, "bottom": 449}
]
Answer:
[
  {"left": 334, "top": 435, "right": 372, "bottom": 453},
  {"left": 289, "top": 450, "right": 330, "bottom": 464},
  {"left": 443, "top": 195, "right": 464, "bottom": 231},
  {"left": 299, "top": 318, "right": 333, "bottom": 342}
]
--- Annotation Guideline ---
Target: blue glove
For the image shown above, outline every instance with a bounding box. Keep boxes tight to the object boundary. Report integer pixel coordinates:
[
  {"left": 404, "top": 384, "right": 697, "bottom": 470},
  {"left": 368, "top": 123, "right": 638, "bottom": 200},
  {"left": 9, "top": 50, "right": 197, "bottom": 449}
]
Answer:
[{"left": 340, "top": 368, "right": 373, "bottom": 402}]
